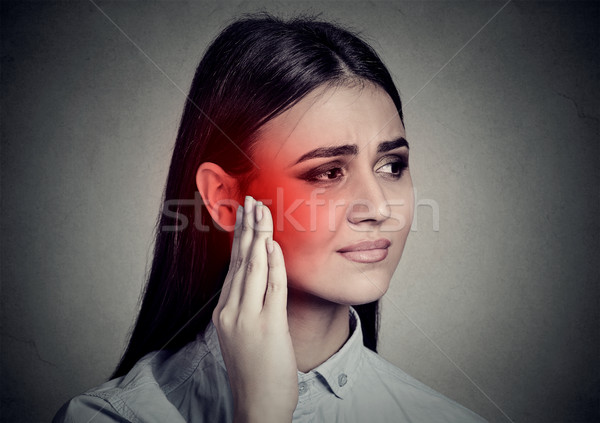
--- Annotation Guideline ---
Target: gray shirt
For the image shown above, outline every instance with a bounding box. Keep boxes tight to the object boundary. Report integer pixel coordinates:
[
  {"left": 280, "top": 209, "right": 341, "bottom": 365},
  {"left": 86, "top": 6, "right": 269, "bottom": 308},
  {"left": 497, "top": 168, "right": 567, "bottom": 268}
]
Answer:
[{"left": 53, "top": 308, "right": 487, "bottom": 422}]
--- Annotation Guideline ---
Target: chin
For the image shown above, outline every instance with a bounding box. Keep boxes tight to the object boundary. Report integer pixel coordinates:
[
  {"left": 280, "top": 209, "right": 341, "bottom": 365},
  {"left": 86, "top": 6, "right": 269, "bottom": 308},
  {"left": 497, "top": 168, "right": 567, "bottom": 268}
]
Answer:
[
  {"left": 345, "top": 285, "right": 390, "bottom": 305},
  {"left": 290, "top": 275, "right": 392, "bottom": 306}
]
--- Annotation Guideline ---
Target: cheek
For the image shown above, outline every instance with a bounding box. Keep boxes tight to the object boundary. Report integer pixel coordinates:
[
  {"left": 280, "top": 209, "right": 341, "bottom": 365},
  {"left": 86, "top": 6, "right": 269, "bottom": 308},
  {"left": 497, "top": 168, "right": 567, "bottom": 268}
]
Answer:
[
  {"left": 383, "top": 185, "right": 415, "bottom": 235},
  {"left": 247, "top": 174, "right": 341, "bottom": 260}
]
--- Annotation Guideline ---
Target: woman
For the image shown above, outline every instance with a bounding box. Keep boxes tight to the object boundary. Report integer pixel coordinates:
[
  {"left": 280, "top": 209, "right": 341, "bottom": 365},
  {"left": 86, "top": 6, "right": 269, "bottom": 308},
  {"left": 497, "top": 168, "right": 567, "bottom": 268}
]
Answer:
[{"left": 54, "top": 12, "right": 486, "bottom": 422}]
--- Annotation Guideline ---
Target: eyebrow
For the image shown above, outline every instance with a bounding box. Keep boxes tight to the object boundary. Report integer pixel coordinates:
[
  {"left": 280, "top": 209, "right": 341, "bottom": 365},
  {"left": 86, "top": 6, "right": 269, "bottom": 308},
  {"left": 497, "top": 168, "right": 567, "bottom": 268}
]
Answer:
[
  {"left": 292, "top": 137, "right": 409, "bottom": 165},
  {"left": 377, "top": 137, "right": 409, "bottom": 153}
]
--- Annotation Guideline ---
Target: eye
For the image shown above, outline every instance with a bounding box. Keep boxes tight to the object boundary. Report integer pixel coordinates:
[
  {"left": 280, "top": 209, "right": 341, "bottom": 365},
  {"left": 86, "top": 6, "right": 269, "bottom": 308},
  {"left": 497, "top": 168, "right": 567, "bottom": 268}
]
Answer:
[
  {"left": 309, "top": 167, "right": 345, "bottom": 182},
  {"left": 299, "top": 160, "right": 347, "bottom": 185},
  {"left": 318, "top": 168, "right": 344, "bottom": 180},
  {"left": 376, "top": 155, "right": 408, "bottom": 179}
]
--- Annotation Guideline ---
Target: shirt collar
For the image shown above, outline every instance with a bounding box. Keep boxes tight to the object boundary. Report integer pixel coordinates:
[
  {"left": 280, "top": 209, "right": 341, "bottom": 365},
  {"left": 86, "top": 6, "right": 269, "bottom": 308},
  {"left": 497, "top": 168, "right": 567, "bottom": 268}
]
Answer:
[
  {"left": 307, "top": 306, "right": 364, "bottom": 399},
  {"left": 203, "top": 306, "right": 365, "bottom": 400}
]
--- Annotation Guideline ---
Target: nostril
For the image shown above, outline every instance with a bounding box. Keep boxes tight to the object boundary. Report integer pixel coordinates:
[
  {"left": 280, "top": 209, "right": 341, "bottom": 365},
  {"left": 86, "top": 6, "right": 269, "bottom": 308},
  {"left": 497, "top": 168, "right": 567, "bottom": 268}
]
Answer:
[
  {"left": 379, "top": 202, "right": 394, "bottom": 218},
  {"left": 345, "top": 199, "right": 376, "bottom": 222},
  {"left": 345, "top": 198, "right": 393, "bottom": 225},
  {"left": 380, "top": 208, "right": 392, "bottom": 218}
]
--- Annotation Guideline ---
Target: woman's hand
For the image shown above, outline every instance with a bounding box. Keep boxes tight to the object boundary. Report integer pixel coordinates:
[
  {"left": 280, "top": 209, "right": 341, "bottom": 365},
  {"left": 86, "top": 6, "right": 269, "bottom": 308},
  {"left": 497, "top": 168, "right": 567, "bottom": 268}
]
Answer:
[{"left": 212, "top": 196, "right": 298, "bottom": 423}]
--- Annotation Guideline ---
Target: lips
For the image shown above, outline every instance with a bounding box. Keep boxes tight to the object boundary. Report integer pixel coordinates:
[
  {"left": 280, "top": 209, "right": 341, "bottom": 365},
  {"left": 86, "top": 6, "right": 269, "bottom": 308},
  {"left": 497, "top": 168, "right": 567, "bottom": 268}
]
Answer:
[{"left": 337, "top": 239, "right": 391, "bottom": 263}]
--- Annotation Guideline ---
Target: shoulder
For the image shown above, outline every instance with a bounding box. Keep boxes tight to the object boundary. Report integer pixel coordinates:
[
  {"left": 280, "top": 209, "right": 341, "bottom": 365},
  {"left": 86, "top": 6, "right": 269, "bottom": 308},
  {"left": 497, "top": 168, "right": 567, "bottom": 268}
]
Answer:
[
  {"left": 53, "top": 335, "right": 222, "bottom": 423},
  {"left": 361, "top": 348, "right": 446, "bottom": 396},
  {"left": 52, "top": 387, "right": 129, "bottom": 423},
  {"left": 357, "top": 347, "right": 488, "bottom": 423}
]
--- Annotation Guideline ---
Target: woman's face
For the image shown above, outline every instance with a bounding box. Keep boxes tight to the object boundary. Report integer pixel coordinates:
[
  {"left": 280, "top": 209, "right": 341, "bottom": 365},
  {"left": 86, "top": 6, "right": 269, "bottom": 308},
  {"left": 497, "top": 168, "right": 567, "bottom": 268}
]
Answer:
[{"left": 245, "top": 82, "right": 414, "bottom": 305}]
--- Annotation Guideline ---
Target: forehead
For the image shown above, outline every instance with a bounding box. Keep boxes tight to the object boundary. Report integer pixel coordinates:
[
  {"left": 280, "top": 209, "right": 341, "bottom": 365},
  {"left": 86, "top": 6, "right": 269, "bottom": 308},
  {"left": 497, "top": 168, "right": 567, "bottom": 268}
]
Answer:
[{"left": 252, "top": 82, "right": 405, "bottom": 166}]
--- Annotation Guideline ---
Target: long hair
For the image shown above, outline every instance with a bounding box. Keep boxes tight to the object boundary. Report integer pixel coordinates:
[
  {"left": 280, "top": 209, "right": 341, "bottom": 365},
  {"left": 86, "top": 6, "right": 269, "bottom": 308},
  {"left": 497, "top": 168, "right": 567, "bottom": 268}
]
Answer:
[{"left": 112, "top": 12, "right": 404, "bottom": 378}]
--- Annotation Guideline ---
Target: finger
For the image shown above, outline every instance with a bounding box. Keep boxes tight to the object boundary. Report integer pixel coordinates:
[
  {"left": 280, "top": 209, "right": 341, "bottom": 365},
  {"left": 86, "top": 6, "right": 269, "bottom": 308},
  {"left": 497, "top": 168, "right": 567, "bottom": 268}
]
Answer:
[
  {"left": 262, "top": 240, "right": 288, "bottom": 316},
  {"left": 216, "top": 204, "right": 243, "bottom": 311},
  {"left": 237, "top": 195, "right": 257, "bottom": 261},
  {"left": 226, "top": 195, "right": 258, "bottom": 308},
  {"left": 228, "top": 204, "right": 244, "bottom": 269},
  {"left": 238, "top": 201, "right": 274, "bottom": 313}
]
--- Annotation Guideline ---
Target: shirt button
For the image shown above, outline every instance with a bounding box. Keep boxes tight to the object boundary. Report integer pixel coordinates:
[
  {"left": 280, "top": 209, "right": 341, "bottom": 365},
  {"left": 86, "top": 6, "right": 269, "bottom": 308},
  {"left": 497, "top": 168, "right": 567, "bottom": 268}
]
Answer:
[
  {"left": 298, "top": 381, "right": 308, "bottom": 395},
  {"left": 338, "top": 373, "right": 347, "bottom": 387}
]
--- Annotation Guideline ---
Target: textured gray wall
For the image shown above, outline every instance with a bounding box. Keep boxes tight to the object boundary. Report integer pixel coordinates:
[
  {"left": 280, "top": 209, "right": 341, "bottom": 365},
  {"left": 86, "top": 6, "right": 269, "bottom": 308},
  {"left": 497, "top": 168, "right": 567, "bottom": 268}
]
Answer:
[{"left": 1, "top": 1, "right": 598, "bottom": 422}]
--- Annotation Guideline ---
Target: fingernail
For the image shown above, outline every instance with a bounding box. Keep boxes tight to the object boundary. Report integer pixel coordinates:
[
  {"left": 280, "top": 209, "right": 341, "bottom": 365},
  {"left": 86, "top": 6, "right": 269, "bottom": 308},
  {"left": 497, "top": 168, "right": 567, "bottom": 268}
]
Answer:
[
  {"left": 244, "top": 195, "right": 252, "bottom": 214},
  {"left": 266, "top": 237, "right": 274, "bottom": 254},
  {"left": 255, "top": 201, "right": 263, "bottom": 222}
]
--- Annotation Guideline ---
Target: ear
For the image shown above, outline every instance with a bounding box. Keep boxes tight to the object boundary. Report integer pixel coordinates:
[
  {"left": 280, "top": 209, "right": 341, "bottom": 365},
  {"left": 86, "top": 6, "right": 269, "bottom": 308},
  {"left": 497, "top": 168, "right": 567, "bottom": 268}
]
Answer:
[{"left": 196, "top": 162, "right": 240, "bottom": 232}]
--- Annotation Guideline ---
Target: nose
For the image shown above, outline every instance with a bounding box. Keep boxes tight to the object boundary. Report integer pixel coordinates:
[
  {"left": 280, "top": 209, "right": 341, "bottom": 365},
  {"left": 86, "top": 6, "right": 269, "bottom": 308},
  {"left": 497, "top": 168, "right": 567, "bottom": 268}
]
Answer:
[{"left": 346, "top": 174, "right": 391, "bottom": 227}]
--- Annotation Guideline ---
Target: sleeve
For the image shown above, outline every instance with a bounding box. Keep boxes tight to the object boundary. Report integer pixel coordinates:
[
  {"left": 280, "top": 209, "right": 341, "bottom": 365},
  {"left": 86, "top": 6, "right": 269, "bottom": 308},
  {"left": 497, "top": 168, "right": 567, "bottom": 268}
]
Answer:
[{"left": 52, "top": 394, "right": 130, "bottom": 423}]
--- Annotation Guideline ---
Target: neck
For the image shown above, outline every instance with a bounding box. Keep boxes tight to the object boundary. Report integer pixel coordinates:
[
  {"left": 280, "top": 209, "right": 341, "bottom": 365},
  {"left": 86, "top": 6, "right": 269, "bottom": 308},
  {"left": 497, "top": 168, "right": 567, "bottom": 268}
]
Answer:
[{"left": 286, "top": 288, "right": 351, "bottom": 373}]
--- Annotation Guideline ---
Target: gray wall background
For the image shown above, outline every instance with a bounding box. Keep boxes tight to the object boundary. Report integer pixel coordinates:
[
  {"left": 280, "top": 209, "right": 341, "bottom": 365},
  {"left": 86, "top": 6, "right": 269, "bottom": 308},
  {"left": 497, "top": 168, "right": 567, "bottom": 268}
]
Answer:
[{"left": 1, "top": 1, "right": 598, "bottom": 422}]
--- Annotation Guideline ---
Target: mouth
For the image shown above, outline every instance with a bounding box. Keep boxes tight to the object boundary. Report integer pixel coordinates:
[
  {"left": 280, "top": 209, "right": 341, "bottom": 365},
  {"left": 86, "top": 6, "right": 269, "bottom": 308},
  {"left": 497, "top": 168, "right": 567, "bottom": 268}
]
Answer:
[{"left": 337, "top": 239, "right": 391, "bottom": 264}]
